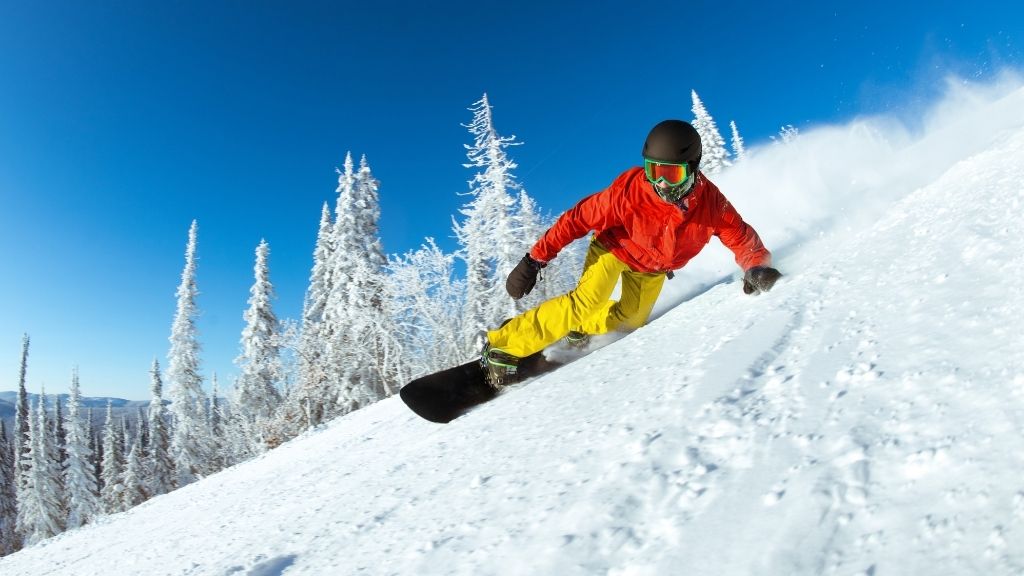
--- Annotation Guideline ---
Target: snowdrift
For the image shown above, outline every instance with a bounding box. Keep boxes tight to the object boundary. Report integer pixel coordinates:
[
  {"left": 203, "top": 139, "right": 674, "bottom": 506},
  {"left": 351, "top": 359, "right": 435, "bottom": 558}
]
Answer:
[{"left": 3, "top": 75, "right": 1023, "bottom": 576}]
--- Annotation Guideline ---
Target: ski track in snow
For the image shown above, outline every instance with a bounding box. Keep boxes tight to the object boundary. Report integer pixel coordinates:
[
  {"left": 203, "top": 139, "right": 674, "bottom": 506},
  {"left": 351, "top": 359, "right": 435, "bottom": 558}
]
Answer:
[{"left": 3, "top": 94, "right": 1024, "bottom": 576}]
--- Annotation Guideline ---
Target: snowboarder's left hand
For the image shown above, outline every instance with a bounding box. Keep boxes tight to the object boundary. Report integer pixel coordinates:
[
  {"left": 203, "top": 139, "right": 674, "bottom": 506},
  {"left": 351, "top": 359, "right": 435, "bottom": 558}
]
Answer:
[{"left": 743, "top": 266, "right": 782, "bottom": 295}]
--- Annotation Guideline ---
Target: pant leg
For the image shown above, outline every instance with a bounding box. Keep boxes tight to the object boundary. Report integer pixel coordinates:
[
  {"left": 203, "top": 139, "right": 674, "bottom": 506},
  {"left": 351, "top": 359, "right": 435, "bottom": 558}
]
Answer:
[
  {"left": 604, "top": 268, "right": 666, "bottom": 331},
  {"left": 487, "top": 239, "right": 630, "bottom": 358}
]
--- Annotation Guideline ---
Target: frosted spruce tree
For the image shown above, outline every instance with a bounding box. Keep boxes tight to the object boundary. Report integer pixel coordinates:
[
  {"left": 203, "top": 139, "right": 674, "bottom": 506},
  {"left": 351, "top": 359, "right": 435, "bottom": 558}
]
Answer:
[
  {"left": 99, "top": 402, "right": 124, "bottom": 514},
  {"left": 167, "top": 220, "right": 212, "bottom": 486},
  {"left": 138, "top": 407, "right": 149, "bottom": 452},
  {"left": 453, "top": 94, "right": 535, "bottom": 353},
  {"left": 287, "top": 203, "right": 334, "bottom": 431},
  {"left": 350, "top": 156, "right": 402, "bottom": 398},
  {"left": 55, "top": 396, "right": 66, "bottom": 460},
  {"left": 730, "top": 120, "right": 747, "bottom": 162},
  {"left": 13, "top": 335, "right": 30, "bottom": 503},
  {"left": 322, "top": 153, "right": 393, "bottom": 416},
  {"left": 207, "top": 374, "right": 225, "bottom": 470},
  {"left": 90, "top": 410, "right": 101, "bottom": 496},
  {"left": 121, "top": 427, "right": 148, "bottom": 509},
  {"left": 18, "top": 392, "right": 65, "bottom": 546},
  {"left": 147, "top": 360, "right": 174, "bottom": 497},
  {"left": 63, "top": 369, "right": 99, "bottom": 530},
  {"left": 233, "top": 240, "right": 283, "bottom": 451},
  {"left": 321, "top": 154, "right": 357, "bottom": 414},
  {"left": 691, "top": 90, "right": 732, "bottom": 175},
  {"left": 0, "top": 422, "right": 17, "bottom": 555}
]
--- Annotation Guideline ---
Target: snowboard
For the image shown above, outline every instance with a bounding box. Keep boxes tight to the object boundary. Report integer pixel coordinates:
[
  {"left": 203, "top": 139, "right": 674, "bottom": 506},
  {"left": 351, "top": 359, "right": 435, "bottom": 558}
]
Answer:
[{"left": 399, "top": 350, "right": 561, "bottom": 423}]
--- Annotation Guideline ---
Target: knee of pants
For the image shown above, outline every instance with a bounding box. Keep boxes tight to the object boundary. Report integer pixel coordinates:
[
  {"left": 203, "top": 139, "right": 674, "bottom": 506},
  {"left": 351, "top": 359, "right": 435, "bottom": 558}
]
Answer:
[
  {"left": 608, "top": 302, "right": 649, "bottom": 331},
  {"left": 566, "top": 288, "right": 608, "bottom": 321}
]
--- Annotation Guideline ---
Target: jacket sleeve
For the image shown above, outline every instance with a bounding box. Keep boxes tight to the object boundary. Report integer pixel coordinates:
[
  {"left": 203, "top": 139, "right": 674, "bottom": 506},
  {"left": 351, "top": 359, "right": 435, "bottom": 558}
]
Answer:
[
  {"left": 712, "top": 189, "right": 772, "bottom": 271},
  {"left": 529, "top": 184, "right": 624, "bottom": 263}
]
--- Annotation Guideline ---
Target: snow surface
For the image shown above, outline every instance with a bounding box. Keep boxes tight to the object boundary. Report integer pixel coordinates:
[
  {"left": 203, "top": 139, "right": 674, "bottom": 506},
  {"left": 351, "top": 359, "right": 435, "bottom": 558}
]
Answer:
[{"left": 3, "top": 75, "right": 1024, "bottom": 575}]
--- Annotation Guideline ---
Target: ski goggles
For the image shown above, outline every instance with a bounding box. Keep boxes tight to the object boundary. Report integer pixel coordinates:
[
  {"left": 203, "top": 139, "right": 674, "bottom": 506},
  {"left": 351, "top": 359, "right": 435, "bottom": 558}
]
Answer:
[{"left": 644, "top": 158, "right": 692, "bottom": 186}]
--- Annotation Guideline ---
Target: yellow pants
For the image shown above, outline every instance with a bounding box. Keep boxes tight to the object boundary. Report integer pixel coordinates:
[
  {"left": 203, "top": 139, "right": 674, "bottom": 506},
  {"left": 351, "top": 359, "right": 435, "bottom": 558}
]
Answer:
[{"left": 487, "top": 238, "right": 667, "bottom": 358}]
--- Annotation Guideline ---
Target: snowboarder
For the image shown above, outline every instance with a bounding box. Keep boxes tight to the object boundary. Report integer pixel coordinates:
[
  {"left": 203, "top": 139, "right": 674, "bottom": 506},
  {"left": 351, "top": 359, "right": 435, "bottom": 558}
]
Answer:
[{"left": 482, "top": 119, "right": 781, "bottom": 386}]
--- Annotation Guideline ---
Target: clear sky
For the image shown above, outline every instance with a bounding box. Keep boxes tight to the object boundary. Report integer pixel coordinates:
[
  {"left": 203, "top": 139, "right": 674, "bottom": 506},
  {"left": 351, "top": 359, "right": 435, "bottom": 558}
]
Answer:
[{"left": 2, "top": 1, "right": 1021, "bottom": 399}]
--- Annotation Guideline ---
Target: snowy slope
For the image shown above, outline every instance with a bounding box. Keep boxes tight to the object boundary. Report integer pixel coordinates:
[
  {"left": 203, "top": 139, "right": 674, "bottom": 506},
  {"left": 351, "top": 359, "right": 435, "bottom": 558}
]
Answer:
[{"left": 3, "top": 79, "right": 1024, "bottom": 576}]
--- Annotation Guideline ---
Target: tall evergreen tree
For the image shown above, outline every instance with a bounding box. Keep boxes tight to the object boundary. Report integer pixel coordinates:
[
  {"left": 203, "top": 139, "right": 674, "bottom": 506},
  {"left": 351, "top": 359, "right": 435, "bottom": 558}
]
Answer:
[
  {"left": 207, "top": 373, "right": 224, "bottom": 472},
  {"left": 99, "top": 401, "right": 124, "bottom": 514},
  {"left": 691, "top": 90, "right": 732, "bottom": 175},
  {"left": 291, "top": 203, "right": 334, "bottom": 430},
  {"left": 234, "top": 240, "right": 283, "bottom": 437},
  {"left": 136, "top": 407, "right": 149, "bottom": 453},
  {"left": 147, "top": 360, "right": 174, "bottom": 497},
  {"left": 453, "top": 94, "right": 528, "bottom": 352},
  {"left": 63, "top": 369, "right": 99, "bottom": 530},
  {"left": 53, "top": 395, "right": 66, "bottom": 474},
  {"left": 121, "top": 425, "right": 148, "bottom": 509},
  {"left": 13, "top": 335, "right": 30, "bottom": 504},
  {"left": 321, "top": 154, "right": 357, "bottom": 415},
  {"left": 167, "top": 220, "right": 212, "bottom": 486},
  {"left": 17, "top": 392, "right": 65, "bottom": 545},
  {"left": 350, "top": 156, "right": 399, "bottom": 400},
  {"left": 0, "top": 422, "right": 18, "bottom": 555},
  {"left": 322, "top": 153, "right": 393, "bottom": 416},
  {"left": 89, "top": 408, "right": 102, "bottom": 497},
  {"left": 729, "top": 120, "right": 747, "bottom": 162}
]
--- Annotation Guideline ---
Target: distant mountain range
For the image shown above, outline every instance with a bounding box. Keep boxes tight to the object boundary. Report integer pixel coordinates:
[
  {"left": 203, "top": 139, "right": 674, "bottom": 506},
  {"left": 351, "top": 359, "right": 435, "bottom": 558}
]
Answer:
[{"left": 0, "top": 391, "right": 153, "bottom": 436}]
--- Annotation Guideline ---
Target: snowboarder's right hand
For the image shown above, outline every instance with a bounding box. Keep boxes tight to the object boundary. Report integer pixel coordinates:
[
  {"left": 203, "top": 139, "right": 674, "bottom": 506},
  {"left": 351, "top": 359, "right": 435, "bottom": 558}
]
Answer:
[
  {"left": 506, "top": 254, "right": 546, "bottom": 299},
  {"left": 743, "top": 266, "right": 782, "bottom": 295}
]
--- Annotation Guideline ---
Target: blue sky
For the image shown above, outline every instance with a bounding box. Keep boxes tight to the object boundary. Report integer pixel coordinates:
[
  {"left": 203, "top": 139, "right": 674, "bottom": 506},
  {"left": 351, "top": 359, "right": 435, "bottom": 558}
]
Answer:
[{"left": 2, "top": 1, "right": 1021, "bottom": 399}]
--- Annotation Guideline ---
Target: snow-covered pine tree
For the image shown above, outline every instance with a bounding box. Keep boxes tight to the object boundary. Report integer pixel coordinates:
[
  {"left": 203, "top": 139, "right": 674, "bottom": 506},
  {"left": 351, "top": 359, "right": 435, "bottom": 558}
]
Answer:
[
  {"left": 63, "top": 368, "right": 99, "bottom": 530},
  {"left": 233, "top": 240, "right": 283, "bottom": 450},
  {"left": 322, "top": 153, "right": 393, "bottom": 416},
  {"left": 119, "top": 415, "right": 130, "bottom": 493},
  {"left": 18, "top": 392, "right": 65, "bottom": 546},
  {"left": 453, "top": 94, "right": 527, "bottom": 353},
  {"left": 691, "top": 90, "right": 732, "bottom": 175},
  {"left": 289, "top": 203, "right": 334, "bottom": 431},
  {"left": 0, "top": 422, "right": 18, "bottom": 555},
  {"left": 387, "top": 239, "right": 466, "bottom": 377},
  {"left": 146, "top": 360, "right": 174, "bottom": 498},
  {"left": 121, "top": 425, "right": 148, "bottom": 509},
  {"left": 137, "top": 407, "right": 149, "bottom": 452},
  {"left": 321, "top": 153, "right": 358, "bottom": 415},
  {"left": 350, "top": 155, "right": 401, "bottom": 399},
  {"left": 99, "top": 401, "right": 124, "bottom": 514},
  {"left": 13, "top": 335, "right": 30, "bottom": 503},
  {"left": 730, "top": 120, "right": 747, "bottom": 162},
  {"left": 207, "top": 374, "right": 225, "bottom": 471},
  {"left": 53, "top": 395, "right": 66, "bottom": 477},
  {"left": 167, "top": 220, "right": 213, "bottom": 486}
]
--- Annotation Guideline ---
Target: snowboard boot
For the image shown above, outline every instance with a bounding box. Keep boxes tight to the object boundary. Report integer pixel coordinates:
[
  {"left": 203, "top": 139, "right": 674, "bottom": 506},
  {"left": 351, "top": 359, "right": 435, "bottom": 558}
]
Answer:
[
  {"left": 564, "top": 330, "right": 591, "bottom": 350},
  {"left": 480, "top": 342, "right": 521, "bottom": 388}
]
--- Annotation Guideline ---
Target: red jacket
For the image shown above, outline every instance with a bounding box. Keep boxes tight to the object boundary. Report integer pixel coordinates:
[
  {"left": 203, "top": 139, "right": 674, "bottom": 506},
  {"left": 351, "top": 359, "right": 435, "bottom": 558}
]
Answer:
[{"left": 530, "top": 167, "right": 771, "bottom": 273}]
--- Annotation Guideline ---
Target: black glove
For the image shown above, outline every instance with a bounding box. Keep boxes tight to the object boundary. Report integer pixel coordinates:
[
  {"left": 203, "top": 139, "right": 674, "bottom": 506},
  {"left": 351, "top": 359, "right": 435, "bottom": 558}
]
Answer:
[
  {"left": 743, "top": 266, "right": 782, "bottom": 295},
  {"left": 506, "top": 254, "right": 546, "bottom": 299}
]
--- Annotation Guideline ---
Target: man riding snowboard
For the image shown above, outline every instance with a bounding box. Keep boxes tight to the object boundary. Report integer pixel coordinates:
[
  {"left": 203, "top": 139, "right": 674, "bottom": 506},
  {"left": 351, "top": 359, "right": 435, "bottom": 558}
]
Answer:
[{"left": 481, "top": 119, "right": 781, "bottom": 386}]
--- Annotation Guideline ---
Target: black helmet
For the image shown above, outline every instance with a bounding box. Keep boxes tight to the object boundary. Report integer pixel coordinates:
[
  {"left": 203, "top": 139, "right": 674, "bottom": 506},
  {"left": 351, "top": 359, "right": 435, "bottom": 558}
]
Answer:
[{"left": 642, "top": 120, "right": 702, "bottom": 170}]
